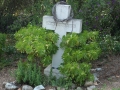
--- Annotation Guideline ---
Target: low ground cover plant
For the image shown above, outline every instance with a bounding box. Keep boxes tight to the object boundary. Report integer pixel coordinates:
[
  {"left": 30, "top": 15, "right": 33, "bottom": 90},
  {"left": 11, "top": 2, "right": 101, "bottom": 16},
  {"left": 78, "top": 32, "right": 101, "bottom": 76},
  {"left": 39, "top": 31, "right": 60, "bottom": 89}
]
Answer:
[{"left": 15, "top": 61, "right": 43, "bottom": 86}]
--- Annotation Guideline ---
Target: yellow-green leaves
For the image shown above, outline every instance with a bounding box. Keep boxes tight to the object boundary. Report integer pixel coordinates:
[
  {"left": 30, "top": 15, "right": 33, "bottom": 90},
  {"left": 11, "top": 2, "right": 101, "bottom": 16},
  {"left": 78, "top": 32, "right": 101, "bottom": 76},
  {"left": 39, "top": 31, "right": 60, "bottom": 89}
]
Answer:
[
  {"left": 14, "top": 25, "right": 59, "bottom": 66},
  {"left": 60, "top": 30, "right": 101, "bottom": 86}
]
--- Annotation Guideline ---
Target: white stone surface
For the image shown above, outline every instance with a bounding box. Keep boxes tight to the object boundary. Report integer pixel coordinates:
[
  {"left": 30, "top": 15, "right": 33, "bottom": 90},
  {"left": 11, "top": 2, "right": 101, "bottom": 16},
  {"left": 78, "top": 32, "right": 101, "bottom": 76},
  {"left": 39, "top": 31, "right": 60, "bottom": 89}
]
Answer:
[
  {"left": 5, "top": 82, "right": 18, "bottom": 90},
  {"left": 43, "top": 15, "right": 82, "bottom": 69},
  {"left": 87, "top": 85, "right": 96, "bottom": 90},
  {"left": 76, "top": 87, "right": 83, "bottom": 90},
  {"left": 43, "top": 16, "right": 82, "bottom": 34},
  {"left": 93, "top": 73, "right": 99, "bottom": 82},
  {"left": 84, "top": 81, "right": 94, "bottom": 87},
  {"left": 22, "top": 85, "right": 33, "bottom": 90},
  {"left": 34, "top": 85, "right": 45, "bottom": 90},
  {"left": 44, "top": 64, "right": 63, "bottom": 79},
  {"left": 96, "top": 68, "right": 102, "bottom": 71},
  {"left": 56, "top": 5, "right": 71, "bottom": 20},
  {"left": 43, "top": 4, "right": 82, "bottom": 78}
]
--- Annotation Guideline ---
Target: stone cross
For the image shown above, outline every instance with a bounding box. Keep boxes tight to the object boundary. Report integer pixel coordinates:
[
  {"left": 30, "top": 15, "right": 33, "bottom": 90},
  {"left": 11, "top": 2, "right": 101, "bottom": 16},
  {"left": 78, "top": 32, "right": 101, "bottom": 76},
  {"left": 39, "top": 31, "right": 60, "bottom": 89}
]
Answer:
[{"left": 43, "top": 4, "right": 82, "bottom": 77}]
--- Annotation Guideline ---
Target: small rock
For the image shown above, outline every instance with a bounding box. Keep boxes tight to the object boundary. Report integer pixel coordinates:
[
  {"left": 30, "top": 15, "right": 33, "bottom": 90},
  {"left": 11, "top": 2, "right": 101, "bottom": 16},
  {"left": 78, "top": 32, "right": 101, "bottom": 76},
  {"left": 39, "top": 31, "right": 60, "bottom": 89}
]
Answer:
[
  {"left": 5, "top": 82, "right": 18, "bottom": 90},
  {"left": 18, "top": 88, "right": 22, "bottom": 90},
  {"left": 2, "top": 82, "right": 7, "bottom": 88},
  {"left": 56, "top": 87, "right": 65, "bottom": 90},
  {"left": 87, "top": 85, "right": 96, "bottom": 90},
  {"left": 90, "top": 69, "right": 96, "bottom": 72},
  {"left": 11, "top": 81, "right": 18, "bottom": 85},
  {"left": 94, "top": 82, "right": 98, "bottom": 86},
  {"left": 93, "top": 73, "right": 99, "bottom": 82},
  {"left": 93, "top": 73, "right": 102, "bottom": 84},
  {"left": 49, "top": 89, "right": 55, "bottom": 90},
  {"left": 84, "top": 81, "right": 93, "bottom": 87},
  {"left": 76, "top": 87, "right": 83, "bottom": 90},
  {"left": 22, "top": 85, "right": 33, "bottom": 90},
  {"left": 34, "top": 85, "right": 45, "bottom": 90},
  {"left": 71, "top": 83, "right": 76, "bottom": 89},
  {"left": 93, "top": 73, "right": 99, "bottom": 77},
  {"left": 110, "top": 76, "right": 116, "bottom": 79},
  {"left": 96, "top": 68, "right": 102, "bottom": 71},
  {"left": 45, "top": 86, "right": 56, "bottom": 90}
]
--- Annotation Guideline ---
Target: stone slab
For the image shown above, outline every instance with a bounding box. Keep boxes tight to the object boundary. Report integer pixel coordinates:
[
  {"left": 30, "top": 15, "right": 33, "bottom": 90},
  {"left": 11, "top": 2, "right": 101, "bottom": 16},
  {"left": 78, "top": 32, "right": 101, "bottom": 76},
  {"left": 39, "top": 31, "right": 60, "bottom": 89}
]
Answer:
[
  {"left": 56, "top": 5, "right": 71, "bottom": 20},
  {"left": 44, "top": 64, "right": 63, "bottom": 79},
  {"left": 42, "top": 15, "right": 82, "bottom": 33}
]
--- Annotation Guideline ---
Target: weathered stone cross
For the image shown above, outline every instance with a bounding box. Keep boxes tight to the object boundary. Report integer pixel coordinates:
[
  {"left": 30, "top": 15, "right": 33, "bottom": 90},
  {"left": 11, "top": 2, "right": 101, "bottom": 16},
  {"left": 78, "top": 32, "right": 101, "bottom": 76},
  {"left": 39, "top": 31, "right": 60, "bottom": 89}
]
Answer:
[{"left": 43, "top": 4, "right": 82, "bottom": 77}]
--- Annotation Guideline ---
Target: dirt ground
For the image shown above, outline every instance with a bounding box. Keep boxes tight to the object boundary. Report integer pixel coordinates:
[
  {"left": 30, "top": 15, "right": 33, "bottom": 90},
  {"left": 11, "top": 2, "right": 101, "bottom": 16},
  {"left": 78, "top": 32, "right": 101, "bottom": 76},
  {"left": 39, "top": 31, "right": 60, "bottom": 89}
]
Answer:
[
  {"left": 0, "top": 66, "right": 16, "bottom": 90},
  {"left": 93, "top": 55, "right": 120, "bottom": 90},
  {"left": 0, "top": 55, "right": 120, "bottom": 90}
]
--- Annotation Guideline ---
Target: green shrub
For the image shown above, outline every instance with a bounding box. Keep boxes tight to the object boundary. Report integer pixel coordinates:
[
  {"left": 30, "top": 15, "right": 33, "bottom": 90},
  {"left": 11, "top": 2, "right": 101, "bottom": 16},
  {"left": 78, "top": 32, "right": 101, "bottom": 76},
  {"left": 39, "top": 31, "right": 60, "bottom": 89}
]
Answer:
[
  {"left": 2, "top": 34, "right": 17, "bottom": 54},
  {"left": 7, "top": 15, "right": 29, "bottom": 33},
  {"left": 15, "top": 61, "right": 43, "bottom": 86},
  {"left": 77, "top": 0, "right": 120, "bottom": 36},
  {"left": 0, "top": 33, "right": 6, "bottom": 56},
  {"left": 8, "top": 0, "right": 58, "bottom": 33},
  {"left": 14, "top": 25, "right": 59, "bottom": 66},
  {"left": 0, "top": 33, "right": 7, "bottom": 69},
  {"left": 60, "top": 31, "right": 101, "bottom": 86},
  {"left": 0, "top": 14, "right": 17, "bottom": 33},
  {"left": 99, "top": 34, "right": 120, "bottom": 55}
]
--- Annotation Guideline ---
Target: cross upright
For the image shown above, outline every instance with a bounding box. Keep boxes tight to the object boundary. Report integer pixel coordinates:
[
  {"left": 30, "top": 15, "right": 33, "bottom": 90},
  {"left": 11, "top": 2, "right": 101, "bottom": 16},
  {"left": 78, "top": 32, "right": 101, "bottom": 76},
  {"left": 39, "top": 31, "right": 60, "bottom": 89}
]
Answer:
[{"left": 43, "top": 3, "right": 82, "bottom": 78}]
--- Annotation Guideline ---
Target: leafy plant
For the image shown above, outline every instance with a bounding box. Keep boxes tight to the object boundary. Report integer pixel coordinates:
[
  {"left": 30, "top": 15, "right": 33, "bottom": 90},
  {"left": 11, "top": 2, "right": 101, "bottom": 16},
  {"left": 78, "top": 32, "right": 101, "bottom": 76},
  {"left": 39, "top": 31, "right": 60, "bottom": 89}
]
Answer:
[
  {"left": 42, "top": 69, "right": 72, "bottom": 89},
  {"left": 2, "top": 34, "right": 16, "bottom": 53},
  {"left": 78, "top": 0, "right": 120, "bottom": 36},
  {"left": 7, "top": 0, "right": 59, "bottom": 33},
  {"left": 0, "top": 14, "right": 17, "bottom": 33},
  {"left": 0, "top": 34, "right": 26, "bottom": 69},
  {"left": 60, "top": 31, "right": 101, "bottom": 86},
  {"left": 99, "top": 34, "right": 120, "bottom": 55},
  {"left": 0, "top": 33, "right": 6, "bottom": 56},
  {"left": 15, "top": 61, "right": 43, "bottom": 86},
  {"left": 14, "top": 24, "right": 59, "bottom": 66}
]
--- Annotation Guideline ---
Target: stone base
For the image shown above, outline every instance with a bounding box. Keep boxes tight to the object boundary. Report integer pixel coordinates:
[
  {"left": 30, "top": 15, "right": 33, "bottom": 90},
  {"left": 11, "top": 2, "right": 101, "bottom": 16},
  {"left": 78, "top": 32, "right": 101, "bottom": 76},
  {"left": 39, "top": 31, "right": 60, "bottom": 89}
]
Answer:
[{"left": 44, "top": 64, "right": 63, "bottom": 79}]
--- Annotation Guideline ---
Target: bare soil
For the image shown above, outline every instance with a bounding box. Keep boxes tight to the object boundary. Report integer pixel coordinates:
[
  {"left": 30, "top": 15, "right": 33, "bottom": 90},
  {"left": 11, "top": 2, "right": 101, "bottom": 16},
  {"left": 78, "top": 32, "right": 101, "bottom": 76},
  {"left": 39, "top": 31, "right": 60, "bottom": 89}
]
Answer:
[
  {"left": 93, "top": 55, "right": 120, "bottom": 90},
  {"left": 0, "top": 55, "right": 120, "bottom": 90},
  {"left": 0, "top": 66, "right": 16, "bottom": 90}
]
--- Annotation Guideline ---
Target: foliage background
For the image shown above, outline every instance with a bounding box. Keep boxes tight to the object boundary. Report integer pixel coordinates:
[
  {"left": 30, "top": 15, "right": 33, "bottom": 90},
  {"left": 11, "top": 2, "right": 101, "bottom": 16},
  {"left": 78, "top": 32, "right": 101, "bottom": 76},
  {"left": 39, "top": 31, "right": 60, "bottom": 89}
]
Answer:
[{"left": 0, "top": 0, "right": 119, "bottom": 35}]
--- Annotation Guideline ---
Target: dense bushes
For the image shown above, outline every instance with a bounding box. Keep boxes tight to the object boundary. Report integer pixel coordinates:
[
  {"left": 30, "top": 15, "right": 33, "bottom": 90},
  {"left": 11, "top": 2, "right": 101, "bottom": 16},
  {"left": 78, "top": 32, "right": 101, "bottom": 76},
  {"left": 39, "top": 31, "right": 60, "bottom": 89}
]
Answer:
[
  {"left": 0, "top": 34, "right": 25, "bottom": 69},
  {"left": 77, "top": 0, "right": 120, "bottom": 36},
  {"left": 14, "top": 28, "right": 101, "bottom": 86},
  {"left": 15, "top": 61, "right": 43, "bottom": 86},
  {"left": 15, "top": 61, "right": 72, "bottom": 88},
  {"left": 60, "top": 31, "right": 101, "bottom": 86},
  {"left": 1, "top": 0, "right": 120, "bottom": 36},
  {"left": 14, "top": 25, "right": 59, "bottom": 66},
  {"left": 99, "top": 34, "right": 120, "bottom": 55},
  {"left": 0, "top": 14, "right": 17, "bottom": 33},
  {"left": 0, "top": 33, "right": 6, "bottom": 56}
]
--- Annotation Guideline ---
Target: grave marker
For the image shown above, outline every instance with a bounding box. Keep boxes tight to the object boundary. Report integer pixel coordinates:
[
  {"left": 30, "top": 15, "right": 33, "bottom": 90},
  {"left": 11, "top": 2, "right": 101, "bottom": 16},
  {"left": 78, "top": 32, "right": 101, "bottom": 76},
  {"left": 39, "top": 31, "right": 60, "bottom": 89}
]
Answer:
[{"left": 43, "top": 4, "right": 82, "bottom": 78}]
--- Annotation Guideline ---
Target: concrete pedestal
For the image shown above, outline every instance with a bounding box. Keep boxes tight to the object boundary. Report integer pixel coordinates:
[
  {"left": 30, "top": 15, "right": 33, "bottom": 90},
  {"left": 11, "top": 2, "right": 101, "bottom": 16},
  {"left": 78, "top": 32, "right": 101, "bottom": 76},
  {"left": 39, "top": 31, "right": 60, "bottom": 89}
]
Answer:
[{"left": 44, "top": 64, "right": 63, "bottom": 79}]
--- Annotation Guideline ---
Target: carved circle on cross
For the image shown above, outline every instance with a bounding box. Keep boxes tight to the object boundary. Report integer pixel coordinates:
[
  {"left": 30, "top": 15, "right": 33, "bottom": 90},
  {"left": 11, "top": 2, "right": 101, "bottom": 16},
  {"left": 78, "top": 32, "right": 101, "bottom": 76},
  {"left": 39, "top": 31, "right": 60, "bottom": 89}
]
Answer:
[{"left": 52, "top": 0, "right": 73, "bottom": 22}]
